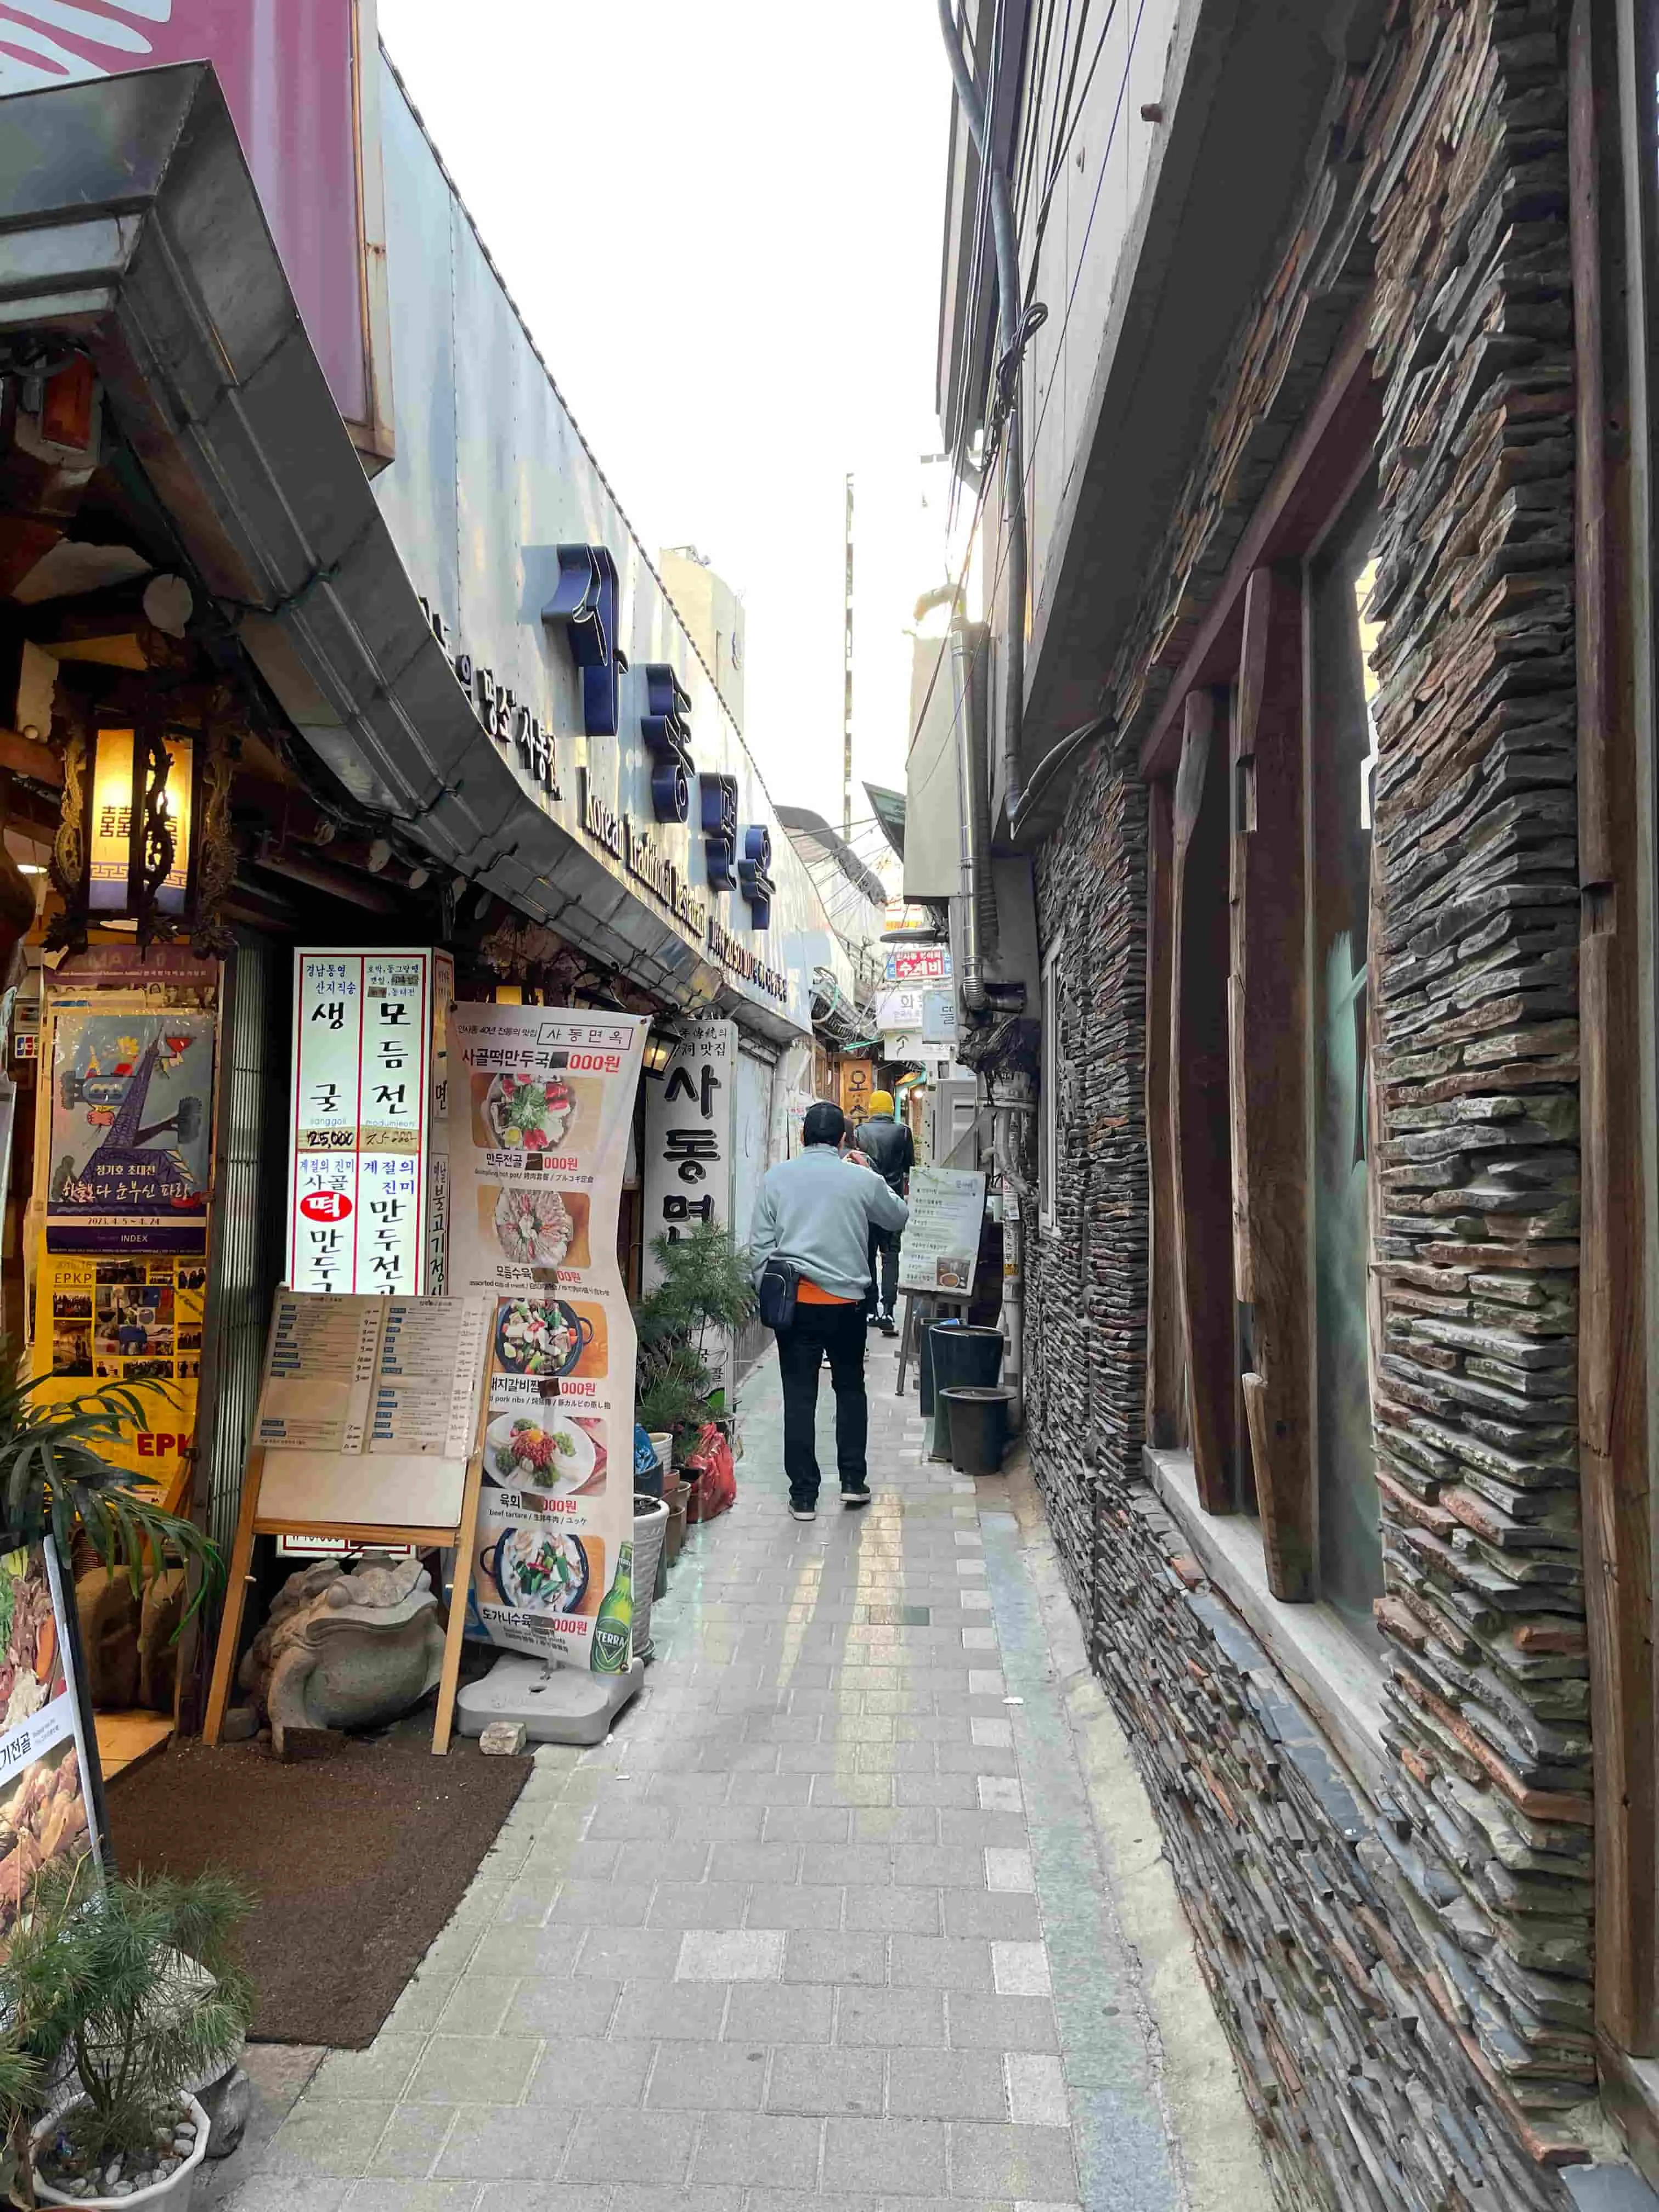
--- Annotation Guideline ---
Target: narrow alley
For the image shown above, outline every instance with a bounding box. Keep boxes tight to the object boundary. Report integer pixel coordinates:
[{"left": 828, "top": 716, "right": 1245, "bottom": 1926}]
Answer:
[{"left": 221, "top": 1357, "right": 1263, "bottom": 2212}]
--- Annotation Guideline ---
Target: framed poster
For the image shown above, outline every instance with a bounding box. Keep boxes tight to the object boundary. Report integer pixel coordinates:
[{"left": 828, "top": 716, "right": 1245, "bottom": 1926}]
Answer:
[{"left": 45, "top": 1011, "right": 214, "bottom": 1256}]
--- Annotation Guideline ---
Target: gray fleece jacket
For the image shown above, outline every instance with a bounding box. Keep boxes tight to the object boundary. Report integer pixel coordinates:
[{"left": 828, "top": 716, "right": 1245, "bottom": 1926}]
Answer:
[{"left": 749, "top": 1143, "right": 910, "bottom": 1301}]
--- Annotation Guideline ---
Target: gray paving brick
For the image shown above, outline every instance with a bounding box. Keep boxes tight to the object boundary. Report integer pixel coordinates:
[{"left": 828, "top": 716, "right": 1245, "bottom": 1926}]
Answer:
[
  {"left": 706, "top": 1840, "right": 803, "bottom": 1883},
  {"left": 782, "top": 1931, "right": 888, "bottom": 1985},
  {"left": 941, "top": 1892, "right": 1042, "bottom": 1942},
  {"left": 473, "top": 2189, "right": 614, "bottom": 2211},
  {"left": 364, "top": 2103, "right": 454, "bottom": 2179},
  {"left": 524, "top": 2036, "right": 652, "bottom": 2106},
  {"left": 266, "top": 2101, "right": 394, "bottom": 2179},
  {"left": 946, "top": 2125, "right": 1076, "bottom": 2200},
  {"left": 562, "top": 2109, "right": 697, "bottom": 2185},
  {"left": 344, "top": 2185, "right": 480, "bottom": 2211},
  {"left": 844, "top": 1886, "right": 945, "bottom": 1936},
  {"left": 836, "top": 1987, "right": 948, "bottom": 2050},
  {"left": 766, "top": 2044, "right": 886, "bottom": 2117},
  {"left": 691, "top": 2112, "right": 824, "bottom": 2189},
  {"left": 649, "top": 1882, "right": 753, "bottom": 1929},
  {"left": 309, "top": 2038, "right": 426, "bottom": 2101},
  {"left": 577, "top": 1929, "right": 685, "bottom": 1982},
  {"left": 761, "top": 1805, "right": 853, "bottom": 1843},
  {"left": 405, "top": 2036, "right": 541, "bottom": 2104},
  {"left": 943, "top": 1995, "right": 1060, "bottom": 2056},
  {"left": 888, "top": 2050, "right": 1008, "bottom": 2122},
  {"left": 506, "top": 1979, "right": 618, "bottom": 2035},
  {"left": 550, "top": 1881, "right": 656, "bottom": 1927},
  {"left": 432, "top": 2105, "right": 575, "bottom": 2180},
  {"left": 889, "top": 1938, "right": 994, "bottom": 1993},
  {"left": 646, "top": 2041, "right": 771, "bottom": 2111},
  {"left": 740, "top": 1855, "right": 842, "bottom": 1915},
  {"left": 610, "top": 1980, "right": 729, "bottom": 2041},
  {"left": 722, "top": 1982, "right": 836, "bottom": 2044},
  {"left": 823, "top": 2118, "right": 950, "bottom": 2196}
]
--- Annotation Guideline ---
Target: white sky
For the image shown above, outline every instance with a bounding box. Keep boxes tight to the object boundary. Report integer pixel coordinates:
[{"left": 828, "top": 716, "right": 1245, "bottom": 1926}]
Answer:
[{"left": 376, "top": 0, "right": 955, "bottom": 834}]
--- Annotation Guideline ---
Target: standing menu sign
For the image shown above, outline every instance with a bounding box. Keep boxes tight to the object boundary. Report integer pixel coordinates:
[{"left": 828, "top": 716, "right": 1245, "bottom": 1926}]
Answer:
[
  {"left": 0, "top": 1542, "right": 103, "bottom": 1937},
  {"left": 287, "top": 950, "right": 452, "bottom": 1296},
  {"left": 644, "top": 1020, "right": 737, "bottom": 1402},
  {"left": 204, "top": 1288, "right": 493, "bottom": 1754},
  {"left": 448, "top": 1006, "right": 648, "bottom": 1671},
  {"left": 897, "top": 1167, "right": 987, "bottom": 1295}
]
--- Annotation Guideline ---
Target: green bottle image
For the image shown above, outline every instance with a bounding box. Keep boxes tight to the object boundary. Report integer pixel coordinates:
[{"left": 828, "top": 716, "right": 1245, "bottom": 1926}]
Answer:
[{"left": 590, "top": 1542, "right": 633, "bottom": 1673}]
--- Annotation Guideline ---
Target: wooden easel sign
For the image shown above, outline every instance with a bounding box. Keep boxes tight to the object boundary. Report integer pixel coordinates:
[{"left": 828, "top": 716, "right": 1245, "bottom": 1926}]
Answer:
[{"left": 204, "top": 1289, "right": 492, "bottom": 1755}]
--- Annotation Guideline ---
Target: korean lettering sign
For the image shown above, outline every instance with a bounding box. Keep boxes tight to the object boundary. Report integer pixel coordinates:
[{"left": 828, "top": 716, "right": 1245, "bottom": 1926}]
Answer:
[
  {"left": 643, "top": 1022, "right": 736, "bottom": 1293},
  {"left": 287, "top": 951, "right": 439, "bottom": 1295}
]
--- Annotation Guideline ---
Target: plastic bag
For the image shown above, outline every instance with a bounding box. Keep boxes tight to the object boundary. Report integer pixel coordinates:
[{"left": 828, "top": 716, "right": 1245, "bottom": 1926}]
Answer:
[{"left": 684, "top": 1421, "right": 736, "bottom": 1522}]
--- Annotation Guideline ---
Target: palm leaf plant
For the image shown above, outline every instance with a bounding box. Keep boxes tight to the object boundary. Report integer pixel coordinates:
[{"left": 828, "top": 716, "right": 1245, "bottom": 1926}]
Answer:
[
  {"left": 635, "top": 1224, "right": 755, "bottom": 1454},
  {"left": 0, "top": 1854, "right": 253, "bottom": 2207},
  {"left": 0, "top": 1364, "right": 221, "bottom": 1621}
]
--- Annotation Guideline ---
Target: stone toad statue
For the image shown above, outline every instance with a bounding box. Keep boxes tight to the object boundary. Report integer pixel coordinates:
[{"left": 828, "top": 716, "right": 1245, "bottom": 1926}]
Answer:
[{"left": 239, "top": 1551, "right": 444, "bottom": 1754}]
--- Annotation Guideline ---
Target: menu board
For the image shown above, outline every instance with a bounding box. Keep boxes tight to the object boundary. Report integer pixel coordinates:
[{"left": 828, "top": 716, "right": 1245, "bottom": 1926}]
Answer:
[
  {"left": 255, "top": 1291, "right": 489, "bottom": 1462},
  {"left": 448, "top": 1006, "right": 648, "bottom": 1671},
  {"left": 0, "top": 1542, "right": 101, "bottom": 1938},
  {"left": 286, "top": 951, "right": 442, "bottom": 1296},
  {"left": 897, "top": 1167, "right": 987, "bottom": 1295}
]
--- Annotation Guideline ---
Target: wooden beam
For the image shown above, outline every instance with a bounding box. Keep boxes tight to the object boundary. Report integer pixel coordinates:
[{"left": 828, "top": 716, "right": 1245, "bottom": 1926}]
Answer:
[
  {"left": 1232, "top": 568, "right": 1313, "bottom": 1600},
  {"left": 1145, "top": 778, "right": 1183, "bottom": 1447},
  {"left": 1569, "top": 0, "right": 1656, "bottom": 2058},
  {"left": 1170, "top": 689, "right": 1235, "bottom": 1512},
  {"left": 1139, "top": 297, "right": 1381, "bottom": 781}
]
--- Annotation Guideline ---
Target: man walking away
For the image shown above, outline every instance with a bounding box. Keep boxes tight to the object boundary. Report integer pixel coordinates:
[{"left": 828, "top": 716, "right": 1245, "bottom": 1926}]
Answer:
[
  {"left": 750, "top": 1101, "right": 909, "bottom": 1520},
  {"left": 851, "top": 1089, "right": 913, "bottom": 1336}
]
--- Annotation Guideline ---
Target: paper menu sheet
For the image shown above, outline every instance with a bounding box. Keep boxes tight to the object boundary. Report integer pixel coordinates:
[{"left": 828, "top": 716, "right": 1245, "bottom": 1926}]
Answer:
[
  {"left": 256, "top": 1294, "right": 381, "bottom": 1453},
  {"left": 369, "top": 1297, "right": 490, "bottom": 1458},
  {"left": 255, "top": 1292, "right": 489, "bottom": 1458}
]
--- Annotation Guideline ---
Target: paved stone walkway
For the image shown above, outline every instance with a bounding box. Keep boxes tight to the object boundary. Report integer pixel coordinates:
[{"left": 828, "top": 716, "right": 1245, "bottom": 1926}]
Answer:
[{"left": 225, "top": 1347, "right": 1188, "bottom": 2212}]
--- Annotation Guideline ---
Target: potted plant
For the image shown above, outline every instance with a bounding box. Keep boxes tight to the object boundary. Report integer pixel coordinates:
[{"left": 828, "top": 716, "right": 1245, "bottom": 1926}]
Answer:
[
  {"left": 0, "top": 1369, "right": 222, "bottom": 1612},
  {"left": 634, "top": 1224, "right": 755, "bottom": 1465},
  {"left": 0, "top": 1854, "right": 253, "bottom": 2208}
]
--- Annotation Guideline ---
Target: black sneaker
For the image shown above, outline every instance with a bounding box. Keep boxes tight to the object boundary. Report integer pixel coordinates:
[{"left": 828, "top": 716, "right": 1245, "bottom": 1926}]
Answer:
[
  {"left": 841, "top": 1485, "right": 872, "bottom": 1509},
  {"left": 789, "top": 1501, "right": 817, "bottom": 1522}
]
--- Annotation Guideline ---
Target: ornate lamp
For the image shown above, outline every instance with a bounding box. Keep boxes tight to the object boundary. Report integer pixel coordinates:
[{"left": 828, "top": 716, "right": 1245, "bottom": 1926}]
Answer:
[{"left": 49, "top": 705, "right": 233, "bottom": 953}]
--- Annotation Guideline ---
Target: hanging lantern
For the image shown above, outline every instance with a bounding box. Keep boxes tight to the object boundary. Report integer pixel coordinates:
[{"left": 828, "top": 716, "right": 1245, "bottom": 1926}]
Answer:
[{"left": 50, "top": 714, "right": 215, "bottom": 951}]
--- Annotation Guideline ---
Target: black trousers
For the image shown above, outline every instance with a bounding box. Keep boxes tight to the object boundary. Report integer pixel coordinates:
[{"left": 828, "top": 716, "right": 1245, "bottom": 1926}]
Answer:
[
  {"left": 867, "top": 1224, "right": 900, "bottom": 1318},
  {"left": 775, "top": 1301, "right": 868, "bottom": 1504}
]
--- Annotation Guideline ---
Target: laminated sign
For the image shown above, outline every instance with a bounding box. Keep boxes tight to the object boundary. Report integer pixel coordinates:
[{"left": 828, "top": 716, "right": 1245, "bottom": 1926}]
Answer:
[{"left": 448, "top": 1006, "right": 648, "bottom": 1669}]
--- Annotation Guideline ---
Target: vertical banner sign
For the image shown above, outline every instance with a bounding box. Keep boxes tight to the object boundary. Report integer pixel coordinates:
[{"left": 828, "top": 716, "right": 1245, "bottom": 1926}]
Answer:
[
  {"left": 448, "top": 1006, "right": 648, "bottom": 1669},
  {"left": 287, "top": 951, "right": 436, "bottom": 1295},
  {"left": 644, "top": 1022, "right": 737, "bottom": 1402},
  {"left": 426, "top": 954, "right": 455, "bottom": 1297}
]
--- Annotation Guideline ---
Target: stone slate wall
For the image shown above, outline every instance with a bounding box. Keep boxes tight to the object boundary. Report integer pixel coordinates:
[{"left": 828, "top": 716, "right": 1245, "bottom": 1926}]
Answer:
[{"left": 1025, "top": 0, "right": 1588, "bottom": 2205}]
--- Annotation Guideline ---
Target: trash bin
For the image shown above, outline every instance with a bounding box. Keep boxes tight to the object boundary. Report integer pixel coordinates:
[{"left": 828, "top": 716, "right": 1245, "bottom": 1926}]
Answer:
[
  {"left": 943, "top": 1385, "right": 1016, "bottom": 1476},
  {"left": 919, "top": 1318, "right": 961, "bottom": 1418},
  {"left": 930, "top": 1327, "right": 1005, "bottom": 1460}
]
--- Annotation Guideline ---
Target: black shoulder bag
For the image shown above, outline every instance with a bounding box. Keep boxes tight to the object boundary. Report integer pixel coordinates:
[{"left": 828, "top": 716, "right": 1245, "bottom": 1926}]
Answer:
[{"left": 757, "top": 1256, "right": 801, "bottom": 1331}]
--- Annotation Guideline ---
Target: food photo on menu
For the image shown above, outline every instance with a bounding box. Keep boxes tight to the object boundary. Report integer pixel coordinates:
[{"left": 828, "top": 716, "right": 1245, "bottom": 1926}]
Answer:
[
  {"left": 475, "top": 1523, "right": 603, "bottom": 1622},
  {"left": 484, "top": 1411, "right": 607, "bottom": 1496},
  {"left": 493, "top": 1293, "right": 606, "bottom": 1383}
]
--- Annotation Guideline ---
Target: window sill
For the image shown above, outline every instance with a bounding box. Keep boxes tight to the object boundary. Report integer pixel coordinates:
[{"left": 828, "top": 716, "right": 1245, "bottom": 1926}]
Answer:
[{"left": 1141, "top": 1444, "right": 1390, "bottom": 1805}]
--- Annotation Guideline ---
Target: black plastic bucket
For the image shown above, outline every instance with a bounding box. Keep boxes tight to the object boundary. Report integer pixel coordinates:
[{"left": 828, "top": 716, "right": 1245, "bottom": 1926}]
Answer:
[
  {"left": 931, "top": 1328, "right": 1005, "bottom": 1460},
  {"left": 919, "top": 1318, "right": 962, "bottom": 1418},
  {"left": 943, "top": 1385, "right": 1015, "bottom": 1476}
]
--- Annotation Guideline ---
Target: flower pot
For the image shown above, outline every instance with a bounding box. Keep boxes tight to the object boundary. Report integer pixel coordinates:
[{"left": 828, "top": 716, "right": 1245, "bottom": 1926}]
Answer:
[
  {"left": 28, "top": 2093, "right": 210, "bottom": 2209},
  {"left": 631, "top": 1494, "right": 672, "bottom": 1662}
]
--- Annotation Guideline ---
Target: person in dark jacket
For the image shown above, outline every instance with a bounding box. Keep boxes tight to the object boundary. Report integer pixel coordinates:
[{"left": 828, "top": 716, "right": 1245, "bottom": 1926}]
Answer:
[{"left": 849, "top": 1090, "right": 913, "bottom": 1335}]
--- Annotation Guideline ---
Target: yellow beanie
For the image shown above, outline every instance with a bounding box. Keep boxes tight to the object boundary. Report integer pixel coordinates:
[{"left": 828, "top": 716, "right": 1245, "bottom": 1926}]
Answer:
[{"left": 867, "top": 1090, "right": 895, "bottom": 1117}]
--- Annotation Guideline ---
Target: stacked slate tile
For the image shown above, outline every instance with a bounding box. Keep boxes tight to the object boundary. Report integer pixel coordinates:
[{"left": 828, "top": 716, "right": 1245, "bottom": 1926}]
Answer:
[{"left": 1022, "top": 0, "right": 1591, "bottom": 2204}]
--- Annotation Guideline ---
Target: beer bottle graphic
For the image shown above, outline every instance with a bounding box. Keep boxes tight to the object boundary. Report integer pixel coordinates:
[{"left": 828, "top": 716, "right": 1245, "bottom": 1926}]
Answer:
[{"left": 590, "top": 1542, "right": 633, "bottom": 1673}]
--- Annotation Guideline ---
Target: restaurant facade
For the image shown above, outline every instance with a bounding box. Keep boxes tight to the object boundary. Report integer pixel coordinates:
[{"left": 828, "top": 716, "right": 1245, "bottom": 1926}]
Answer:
[{"left": 0, "top": 26, "right": 851, "bottom": 1760}]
